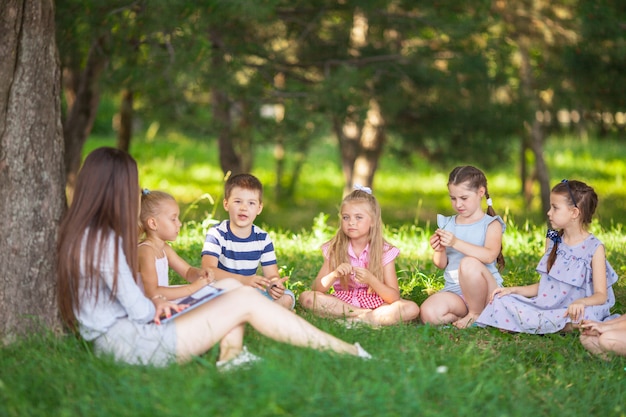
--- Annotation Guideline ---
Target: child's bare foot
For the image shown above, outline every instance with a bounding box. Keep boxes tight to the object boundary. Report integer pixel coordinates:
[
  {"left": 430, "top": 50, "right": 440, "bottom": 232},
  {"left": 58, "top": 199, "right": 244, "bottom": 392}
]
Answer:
[
  {"left": 344, "top": 314, "right": 381, "bottom": 329},
  {"left": 453, "top": 314, "right": 479, "bottom": 329}
]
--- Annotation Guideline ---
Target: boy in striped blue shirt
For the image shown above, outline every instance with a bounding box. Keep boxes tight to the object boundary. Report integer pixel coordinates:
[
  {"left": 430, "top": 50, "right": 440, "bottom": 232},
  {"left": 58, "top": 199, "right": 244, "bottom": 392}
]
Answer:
[{"left": 201, "top": 173, "right": 295, "bottom": 310}]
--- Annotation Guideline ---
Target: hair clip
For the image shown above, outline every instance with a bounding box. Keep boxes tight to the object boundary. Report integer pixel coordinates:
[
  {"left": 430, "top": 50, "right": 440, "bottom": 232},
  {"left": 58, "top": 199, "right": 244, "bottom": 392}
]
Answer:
[
  {"left": 486, "top": 197, "right": 493, "bottom": 207},
  {"left": 546, "top": 229, "right": 561, "bottom": 244},
  {"left": 353, "top": 184, "right": 372, "bottom": 195},
  {"left": 142, "top": 188, "right": 151, "bottom": 196},
  {"left": 561, "top": 179, "right": 578, "bottom": 208}
]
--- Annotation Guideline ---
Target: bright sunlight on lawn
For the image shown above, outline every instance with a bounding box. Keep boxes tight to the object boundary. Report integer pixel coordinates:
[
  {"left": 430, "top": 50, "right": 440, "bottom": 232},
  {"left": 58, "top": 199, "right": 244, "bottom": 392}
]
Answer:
[{"left": 3, "top": 133, "right": 623, "bottom": 417}]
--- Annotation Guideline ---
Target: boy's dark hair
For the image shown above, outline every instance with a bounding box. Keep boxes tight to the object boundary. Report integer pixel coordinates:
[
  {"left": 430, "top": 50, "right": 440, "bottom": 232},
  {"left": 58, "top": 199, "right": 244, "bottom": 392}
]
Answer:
[{"left": 225, "top": 173, "right": 263, "bottom": 201}]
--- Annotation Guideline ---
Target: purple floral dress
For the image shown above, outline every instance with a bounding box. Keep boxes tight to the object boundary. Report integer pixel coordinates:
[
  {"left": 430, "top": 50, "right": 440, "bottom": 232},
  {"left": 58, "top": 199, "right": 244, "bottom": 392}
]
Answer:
[{"left": 476, "top": 234, "right": 619, "bottom": 334}]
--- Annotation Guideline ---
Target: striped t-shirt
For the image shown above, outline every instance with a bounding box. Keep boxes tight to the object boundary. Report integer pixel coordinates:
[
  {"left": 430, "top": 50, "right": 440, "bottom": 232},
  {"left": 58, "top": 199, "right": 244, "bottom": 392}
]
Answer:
[{"left": 201, "top": 220, "right": 277, "bottom": 276}]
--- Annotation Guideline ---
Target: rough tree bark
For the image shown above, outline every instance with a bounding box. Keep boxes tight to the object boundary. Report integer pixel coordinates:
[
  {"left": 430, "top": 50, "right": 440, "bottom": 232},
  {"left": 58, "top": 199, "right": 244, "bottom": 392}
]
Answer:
[
  {"left": 0, "top": 0, "right": 66, "bottom": 339},
  {"left": 333, "top": 99, "right": 386, "bottom": 197}
]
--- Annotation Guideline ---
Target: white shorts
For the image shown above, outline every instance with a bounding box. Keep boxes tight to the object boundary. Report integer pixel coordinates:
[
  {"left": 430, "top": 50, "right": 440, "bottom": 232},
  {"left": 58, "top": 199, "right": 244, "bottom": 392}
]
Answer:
[{"left": 93, "top": 318, "right": 177, "bottom": 367}]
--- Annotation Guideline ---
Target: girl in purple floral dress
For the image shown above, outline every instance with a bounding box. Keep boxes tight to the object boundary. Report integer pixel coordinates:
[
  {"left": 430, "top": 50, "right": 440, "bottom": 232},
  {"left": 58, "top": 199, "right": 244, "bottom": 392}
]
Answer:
[{"left": 477, "top": 180, "right": 618, "bottom": 334}]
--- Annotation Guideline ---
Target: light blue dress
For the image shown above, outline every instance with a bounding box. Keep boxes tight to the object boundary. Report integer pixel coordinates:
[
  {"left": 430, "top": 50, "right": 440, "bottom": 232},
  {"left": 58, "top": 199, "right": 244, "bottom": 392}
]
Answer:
[
  {"left": 437, "top": 213, "right": 506, "bottom": 295},
  {"left": 476, "top": 234, "right": 619, "bottom": 334}
]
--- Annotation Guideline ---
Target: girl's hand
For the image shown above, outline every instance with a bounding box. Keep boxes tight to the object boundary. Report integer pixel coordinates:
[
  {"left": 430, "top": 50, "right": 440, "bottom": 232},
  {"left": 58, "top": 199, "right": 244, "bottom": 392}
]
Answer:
[
  {"left": 489, "top": 287, "right": 515, "bottom": 303},
  {"left": 335, "top": 263, "right": 353, "bottom": 277},
  {"left": 152, "top": 295, "right": 187, "bottom": 325},
  {"left": 565, "top": 301, "right": 586, "bottom": 325},
  {"left": 190, "top": 275, "right": 212, "bottom": 293},
  {"left": 267, "top": 276, "right": 289, "bottom": 300},
  {"left": 429, "top": 232, "right": 444, "bottom": 252},
  {"left": 435, "top": 229, "right": 457, "bottom": 248},
  {"left": 352, "top": 267, "right": 374, "bottom": 285}
]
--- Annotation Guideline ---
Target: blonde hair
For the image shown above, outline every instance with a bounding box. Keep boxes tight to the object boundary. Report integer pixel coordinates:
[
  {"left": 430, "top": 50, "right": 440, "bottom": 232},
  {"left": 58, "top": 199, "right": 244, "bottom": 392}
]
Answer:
[
  {"left": 139, "top": 190, "right": 176, "bottom": 239},
  {"left": 326, "top": 189, "right": 388, "bottom": 289}
]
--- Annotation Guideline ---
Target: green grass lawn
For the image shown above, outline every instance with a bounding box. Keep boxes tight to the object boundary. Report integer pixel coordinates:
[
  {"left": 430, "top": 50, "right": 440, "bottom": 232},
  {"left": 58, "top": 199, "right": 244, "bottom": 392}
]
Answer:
[{"left": 2, "top": 134, "right": 624, "bottom": 417}]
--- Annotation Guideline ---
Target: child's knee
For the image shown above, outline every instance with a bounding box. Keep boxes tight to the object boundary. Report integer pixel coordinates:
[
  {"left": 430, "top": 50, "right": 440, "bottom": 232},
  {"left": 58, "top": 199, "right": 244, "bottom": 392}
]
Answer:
[
  {"left": 279, "top": 289, "right": 296, "bottom": 310},
  {"left": 403, "top": 301, "right": 420, "bottom": 321},
  {"left": 419, "top": 305, "right": 439, "bottom": 324},
  {"left": 458, "top": 256, "right": 482, "bottom": 274},
  {"left": 298, "top": 291, "right": 316, "bottom": 310}
]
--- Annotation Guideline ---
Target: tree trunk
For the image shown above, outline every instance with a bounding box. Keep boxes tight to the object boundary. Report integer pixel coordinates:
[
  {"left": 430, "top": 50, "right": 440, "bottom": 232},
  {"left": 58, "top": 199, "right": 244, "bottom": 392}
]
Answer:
[
  {"left": 116, "top": 89, "right": 133, "bottom": 152},
  {"left": 232, "top": 100, "right": 253, "bottom": 173},
  {"left": 333, "top": 114, "right": 360, "bottom": 195},
  {"left": 334, "top": 99, "right": 385, "bottom": 196},
  {"left": 332, "top": 9, "right": 385, "bottom": 197},
  {"left": 62, "top": 35, "right": 108, "bottom": 202},
  {"left": 519, "top": 42, "right": 551, "bottom": 218},
  {"left": 352, "top": 99, "right": 385, "bottom": 192},
  {"left": 0, "top": 0, "right": 66, "bottom": 339},
  {"left": 212, "top": 88, "right": 241, "bottom": 177},
  {"left": 209, "top": 29, "right": 242, "bottom": 177},
  {"left": 527, "top": 119, "right": 551, "bottom": 219}
]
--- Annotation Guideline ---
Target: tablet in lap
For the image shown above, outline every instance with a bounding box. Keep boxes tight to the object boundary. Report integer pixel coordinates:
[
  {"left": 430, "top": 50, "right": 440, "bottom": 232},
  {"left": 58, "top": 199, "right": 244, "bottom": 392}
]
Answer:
[{"left": 160, "top": 284, "right": 224, "bottom": 324}]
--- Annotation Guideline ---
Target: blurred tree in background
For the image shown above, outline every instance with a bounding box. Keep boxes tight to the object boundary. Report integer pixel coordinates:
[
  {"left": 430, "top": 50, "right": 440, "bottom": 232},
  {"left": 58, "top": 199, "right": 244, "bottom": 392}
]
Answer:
[{"left": 55, "top": 0, "right": 626, "bottom": 211}]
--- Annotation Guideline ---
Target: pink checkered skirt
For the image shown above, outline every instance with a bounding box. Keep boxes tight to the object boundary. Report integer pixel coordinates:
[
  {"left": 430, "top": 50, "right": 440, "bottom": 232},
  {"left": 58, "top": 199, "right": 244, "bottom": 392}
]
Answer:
[{"left": 332, "top": 289, "right": 385, "bottom": 309}]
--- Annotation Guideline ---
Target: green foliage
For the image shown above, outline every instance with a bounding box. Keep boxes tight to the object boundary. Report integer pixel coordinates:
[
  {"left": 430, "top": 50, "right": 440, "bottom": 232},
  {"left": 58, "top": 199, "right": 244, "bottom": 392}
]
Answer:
[
  {"left": 86, "top": 131, "right": 626, "bottom": 233},
  {"left": 60, "top": 1, "right": 626, "bottom": 178}
]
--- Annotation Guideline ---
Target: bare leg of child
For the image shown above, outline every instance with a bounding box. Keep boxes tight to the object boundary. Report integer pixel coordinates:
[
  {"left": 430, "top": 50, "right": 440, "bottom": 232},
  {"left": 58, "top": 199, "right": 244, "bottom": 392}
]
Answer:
[
  {"left": 299, "top": 290, "right": 371, "bottom": 319},
  {"left": 580, "top": 334, "right": 604, "bottom": 355},
  {"left": 419, "top": 292, "right": 467, "bottom": 326},
  {"left": 455, "top": 257, "right": 498, "bottom": 329},
  {"left": 218, "top": 325, "right": 245, "bottom": 362},
  {"left": 597, "top": 331, "right": 626, "bottom": 356},
  {"left": 356, "top": 300, "right": 420, "bottom": 326},
  {"left": 275, "top": 293, "right": 295, "bottom": 310},
  {"left": 212, "top": 278, "right": 246, "bottom": 362}
]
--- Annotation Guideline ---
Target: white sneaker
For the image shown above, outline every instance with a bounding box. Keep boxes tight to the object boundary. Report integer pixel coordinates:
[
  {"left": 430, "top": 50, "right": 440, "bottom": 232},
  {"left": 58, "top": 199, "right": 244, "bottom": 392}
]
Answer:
[
  {"left": 216, "top": 346, "right": 262, "bottom": 372},
  {"left": 354, "top": 342, "right": 372, "bottom": 359}
]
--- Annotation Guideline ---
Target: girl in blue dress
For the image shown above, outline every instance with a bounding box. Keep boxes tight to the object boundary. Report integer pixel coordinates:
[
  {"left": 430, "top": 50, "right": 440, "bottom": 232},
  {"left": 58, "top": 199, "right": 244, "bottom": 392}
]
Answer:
[
  {"left": 477, "top": 180, "right": 618, "bottom": 334},
  {"left": 420, "top": 166, "right": 506, "bottom": 328}
]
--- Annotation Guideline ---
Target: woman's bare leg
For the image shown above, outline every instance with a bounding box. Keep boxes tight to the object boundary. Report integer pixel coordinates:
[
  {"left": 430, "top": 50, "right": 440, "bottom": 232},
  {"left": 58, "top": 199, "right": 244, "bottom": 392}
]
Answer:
[{"left": 174, "top": 282, "right": 360, "bottom": 362}]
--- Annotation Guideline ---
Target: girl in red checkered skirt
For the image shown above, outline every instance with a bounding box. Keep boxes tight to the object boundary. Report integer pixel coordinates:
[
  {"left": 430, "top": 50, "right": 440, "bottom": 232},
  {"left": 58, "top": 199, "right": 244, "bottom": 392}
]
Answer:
[{"left": 299, "top": 186, "right": 420, "bottom": 326}]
